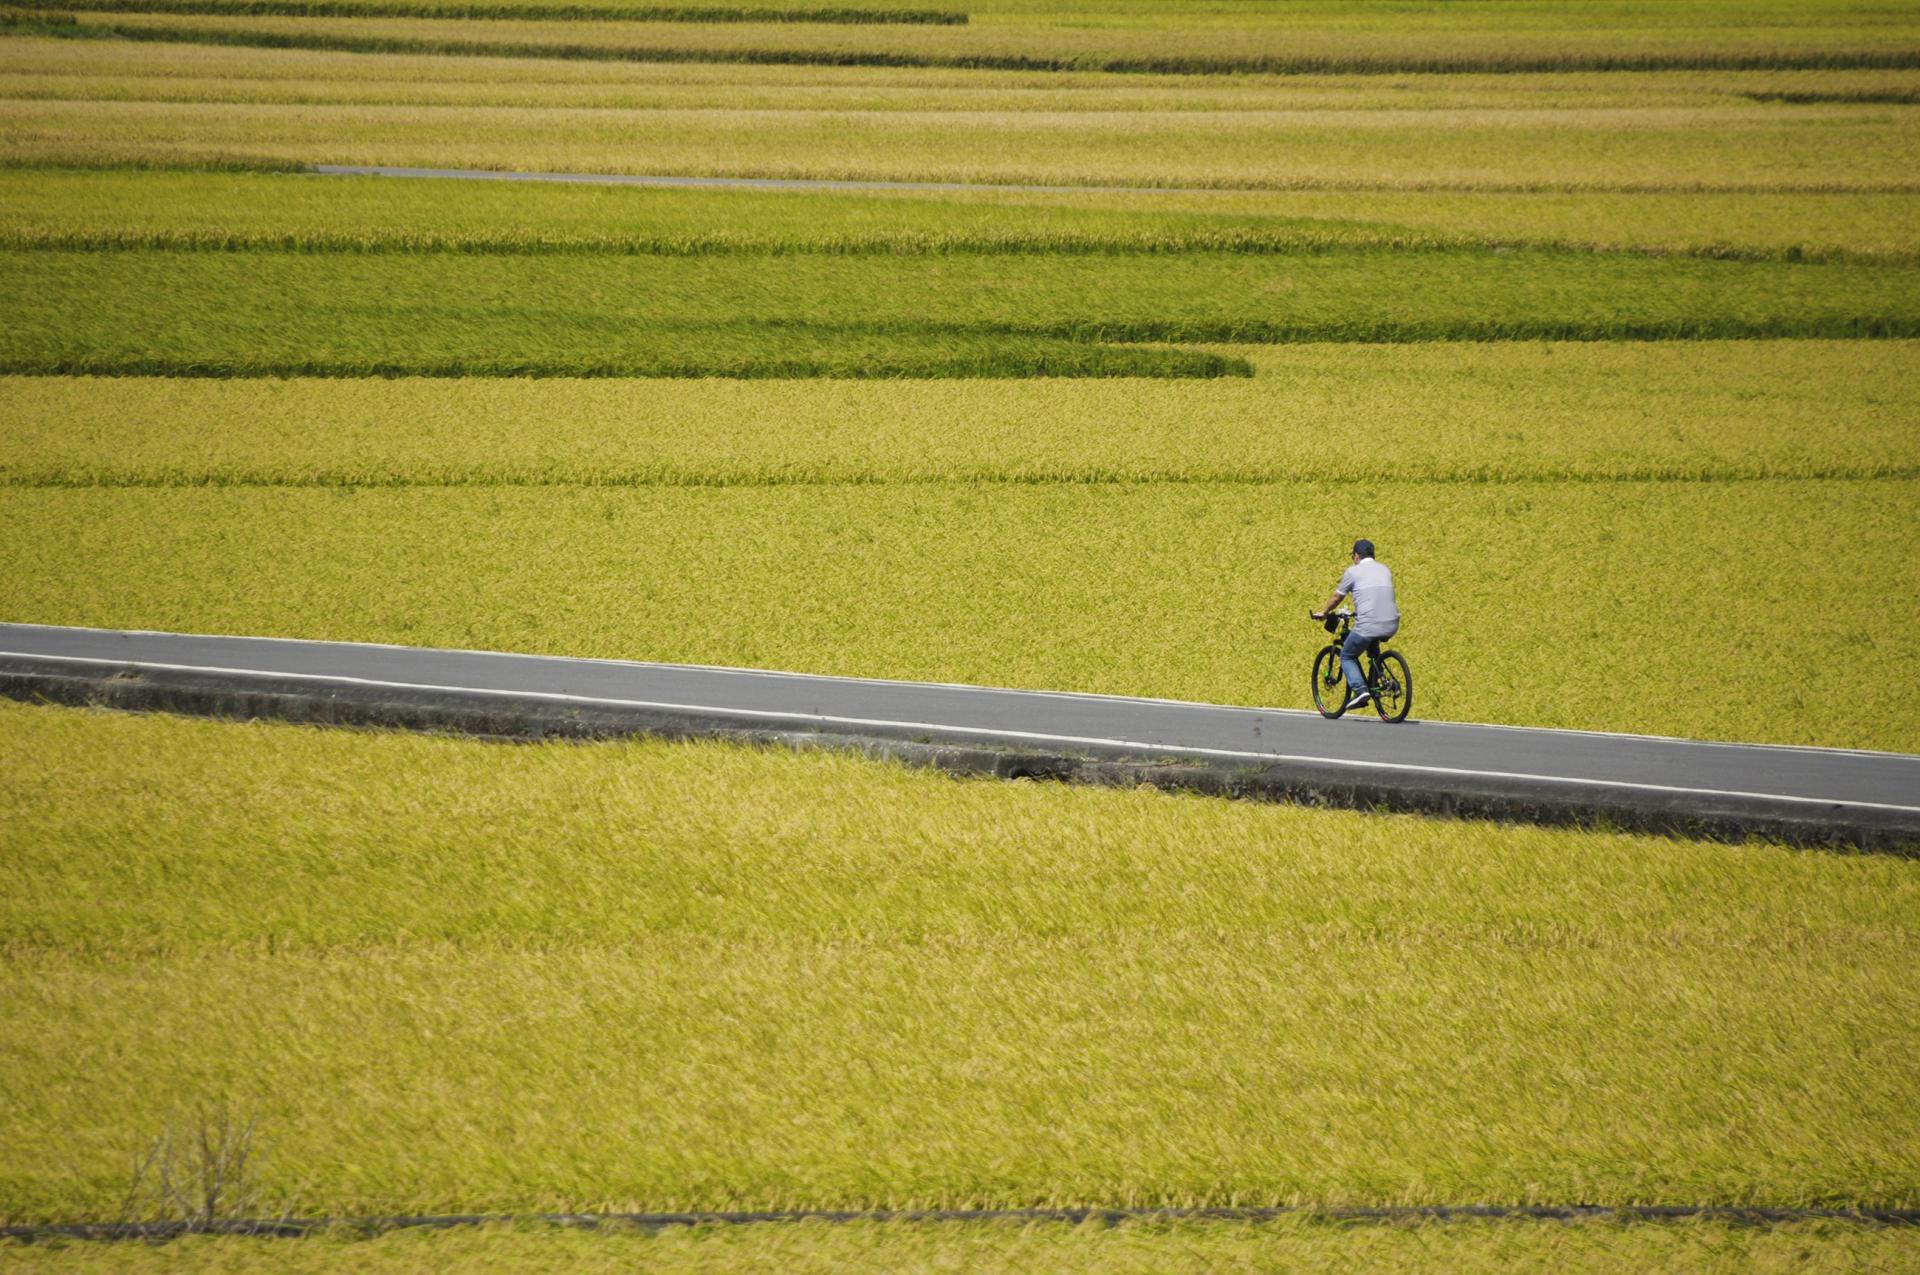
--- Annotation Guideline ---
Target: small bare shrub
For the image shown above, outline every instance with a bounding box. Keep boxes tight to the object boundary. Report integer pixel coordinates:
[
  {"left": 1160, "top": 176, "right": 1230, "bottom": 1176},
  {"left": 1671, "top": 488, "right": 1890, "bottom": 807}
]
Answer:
[{"left": 119, "top": 1100, "right": 274, "bottom": 1226}]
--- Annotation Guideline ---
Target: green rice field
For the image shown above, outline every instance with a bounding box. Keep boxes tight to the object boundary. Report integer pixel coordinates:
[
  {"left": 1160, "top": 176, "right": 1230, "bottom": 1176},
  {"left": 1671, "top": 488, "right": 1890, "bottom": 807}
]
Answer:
[
  {"left": 6, "top": 248, "right": 1918, "bottom": 377},
  {"left": 2, "top": 0, "right": 1918, "bottom": 1268}
]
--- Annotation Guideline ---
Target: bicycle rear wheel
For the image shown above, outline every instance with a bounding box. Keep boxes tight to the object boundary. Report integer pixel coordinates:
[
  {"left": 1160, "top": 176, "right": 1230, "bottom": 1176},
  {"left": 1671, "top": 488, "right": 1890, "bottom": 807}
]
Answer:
[
  {"left": 1371, "top": 650, "right": 1413, "bottom": 723},
  {"left": 1311, "top": 646, "right": 1347, "bottom": 718}
]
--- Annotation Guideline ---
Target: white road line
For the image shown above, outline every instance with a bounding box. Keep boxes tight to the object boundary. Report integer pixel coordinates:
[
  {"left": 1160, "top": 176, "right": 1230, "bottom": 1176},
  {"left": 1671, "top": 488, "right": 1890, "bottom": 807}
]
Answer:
[
  {"left": 0, "top": 622, "right": 1315, "bottom": 713},
  {"left": 8, "top": 649, "right": 1919, "bottom": 816},
  {"left": 7, "top": 623, "right": 1915, "bottom": 760}
]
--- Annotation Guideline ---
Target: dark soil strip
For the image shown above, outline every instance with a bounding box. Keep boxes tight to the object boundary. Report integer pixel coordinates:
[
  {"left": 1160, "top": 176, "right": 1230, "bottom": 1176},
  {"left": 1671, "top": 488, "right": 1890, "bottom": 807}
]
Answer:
[
  {"left": 5, "top": 317, "right": 1918, "bottom": 383},
  {"left": 1741, "top": 89, "right": 1920, "bottom": 104},
  {"left": 295, "top": 165, "right": 1920, "bottom": 197},
  {"left": 12, "top": 0, "right": 966, "bottom": 24},
  {"left": 12, "top": 466, "right": 1920, "bottom": 490},
  {"left": 0, "top": 346, "right": 1255, "bottom": 378},
  {"left": 7, "top": 1205, "right": 1920, "bottom": 1243},
  {"left": 55, "top": 20, "right": 1920, "bottom": 76},
  {"left": 8, "top": 227, "right": 1903, "bottom": 266}
]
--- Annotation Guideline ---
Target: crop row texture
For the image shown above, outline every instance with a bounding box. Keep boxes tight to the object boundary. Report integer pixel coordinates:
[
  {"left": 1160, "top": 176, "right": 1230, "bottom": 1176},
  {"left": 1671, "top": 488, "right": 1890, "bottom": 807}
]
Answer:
[
  {"left": 52, "top": 17, "right": 1920, "bottom": 77},
  {"left": 4, "top": 481, "right": 1915, "bottom": 751},
  {"left": 5, "top": 250, "right": 1919, "bottom": 380},
  {"left": 5, "top": 171, "right": 1917, "bottom": 262},
  {"left": 4, "top": 702, "right": 1918, "bottom": 1222},
  {"left": 9, "top": 89, "right": 1919, "bottom": 194},
  {"left": 6, "top": 344, "right": 1916, "bottom": 486}
]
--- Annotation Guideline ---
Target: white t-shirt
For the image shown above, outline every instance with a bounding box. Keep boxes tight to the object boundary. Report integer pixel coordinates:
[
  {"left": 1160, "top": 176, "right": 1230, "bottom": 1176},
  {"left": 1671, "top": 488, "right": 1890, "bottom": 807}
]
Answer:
[{"left": 1337, "top": 557, "right": 1399, "bottom": 637}]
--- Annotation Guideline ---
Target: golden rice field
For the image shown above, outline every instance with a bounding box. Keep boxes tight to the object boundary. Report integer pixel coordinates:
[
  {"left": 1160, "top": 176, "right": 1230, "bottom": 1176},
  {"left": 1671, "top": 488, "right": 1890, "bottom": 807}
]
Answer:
[
  {"left": 8, "top": 58, "right": 1918, "bottom": 189},
  {"left": 47, "top": 3, "right": 1920, "bottom": 78},
  {"left": 3, "top": 0, "right": 1919, "bottom": 1268},
  {"left": 7, "top": 166, "right": 1920, "bottom": 260},
  {"left": 16, "top": 60, "right": 1920, "bottom": 114},
  {"left": 3, "top": 343, "right": 1917, "bottom": 485},
  {"left": 5, "top": 478, "right": 1917, "bottom": 750},
  {"left": 3, "top": 704, "right": 1916, "bottom": 1221},
  {"left": 11, "top": 36, "right": 1920, "bottom": 111}
]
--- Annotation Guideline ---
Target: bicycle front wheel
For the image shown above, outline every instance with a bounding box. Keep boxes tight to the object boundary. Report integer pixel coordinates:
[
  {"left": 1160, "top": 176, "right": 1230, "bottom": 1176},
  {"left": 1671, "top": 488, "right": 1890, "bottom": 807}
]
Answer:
[
  {"left": 1371, "top": 650, "right": 1413, "bottom": 723},
  {"left": 1311, "top": 646, "right": 1347, "bottom": 718}
]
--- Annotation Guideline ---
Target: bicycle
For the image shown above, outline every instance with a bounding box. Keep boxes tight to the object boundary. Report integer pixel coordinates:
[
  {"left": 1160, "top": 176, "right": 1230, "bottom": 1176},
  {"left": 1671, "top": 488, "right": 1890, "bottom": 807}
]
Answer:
[{"left": 1310, "top": 611, "right": 1413, "bottom": 723}]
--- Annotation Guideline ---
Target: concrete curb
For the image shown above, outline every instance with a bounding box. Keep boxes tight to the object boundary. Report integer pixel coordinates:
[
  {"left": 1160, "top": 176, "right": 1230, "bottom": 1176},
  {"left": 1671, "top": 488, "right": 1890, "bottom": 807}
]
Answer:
[{"left": 4, "top": 657, "right": 1916, "bottom": 854}]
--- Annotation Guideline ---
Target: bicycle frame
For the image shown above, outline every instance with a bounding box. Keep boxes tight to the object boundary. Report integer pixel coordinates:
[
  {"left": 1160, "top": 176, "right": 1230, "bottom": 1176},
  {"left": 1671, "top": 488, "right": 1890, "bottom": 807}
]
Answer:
[
  {"left": 1312, "top": 610, "right": 1412, "bottom": 723},
  {"left": 1321, "top": 612, "right": 1384, "bottom": 691}
]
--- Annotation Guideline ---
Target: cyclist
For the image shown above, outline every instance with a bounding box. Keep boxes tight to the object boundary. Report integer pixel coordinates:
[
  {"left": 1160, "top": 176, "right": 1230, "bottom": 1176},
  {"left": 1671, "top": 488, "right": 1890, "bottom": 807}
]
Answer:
[{"left": 1311, "top": 538, "right": 1399, "bottom": 712}]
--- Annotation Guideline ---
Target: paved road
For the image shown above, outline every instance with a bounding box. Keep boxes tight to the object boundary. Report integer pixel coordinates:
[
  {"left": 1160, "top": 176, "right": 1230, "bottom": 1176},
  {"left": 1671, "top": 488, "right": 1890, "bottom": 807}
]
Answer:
[
  {"left": 4, "top": 623, "right": 1916, "bottom": 847},
  {"left": 309, "top": 164, "right": 1238, "bottom": 195}
]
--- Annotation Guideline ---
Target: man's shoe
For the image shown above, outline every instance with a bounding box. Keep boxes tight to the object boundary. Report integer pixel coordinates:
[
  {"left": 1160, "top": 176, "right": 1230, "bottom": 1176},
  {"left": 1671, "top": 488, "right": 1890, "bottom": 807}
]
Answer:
[{"left": 1344, "top": 690, "right": 1372, "bottom": 711}]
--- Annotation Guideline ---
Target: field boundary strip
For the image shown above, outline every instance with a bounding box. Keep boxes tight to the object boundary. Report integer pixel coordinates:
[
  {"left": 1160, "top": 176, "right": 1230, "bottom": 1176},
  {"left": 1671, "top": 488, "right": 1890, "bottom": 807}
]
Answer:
[
  {"left": 5, "top": 162, "right": 1916, "bottom": 198},
  {"left": 6, "top": 1205, "right": 1920, "bottom": 1242},
  {"left": 5, "top": 226, "right": 1913, "bottom": 266},
  {"left": 11, "top": 468, "right": 1920, "bottom": 488},
  {"left": 3, "top": 0, "right": 968, "bottom": 22},
  {"left": 0, "top": 348, "right": 1257, "bottom": 378},
  {"left": 303, "top": 166, "right": 1920, "bottom": 199},
  {"left": 38, "top": 19, "right": 1920, "bottom": 76}
]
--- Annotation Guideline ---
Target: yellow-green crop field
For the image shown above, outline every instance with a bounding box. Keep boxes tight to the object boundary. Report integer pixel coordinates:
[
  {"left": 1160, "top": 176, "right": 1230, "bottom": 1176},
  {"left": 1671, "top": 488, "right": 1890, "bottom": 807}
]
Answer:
[
  {"left": 36, "top": 1, "right": 1920, "bottom": 79},
  {"left": 6, "top": 343, "right": 1916, "bottom": 485},
  {"left": 13, "top": 168, "right": 1920, "bottom": 260},
  {"left": 3, "top": 0, "right": 1919, "bottom": 1268},
  {"left": 9, "top": 55, "right": 1920, "bottom": 189},
  {"left": 3, "top": 707, "right": 1918, "bottom": 1219},
  {"left": 8, "top": 477, "right": 1918, "bottom": 749}
]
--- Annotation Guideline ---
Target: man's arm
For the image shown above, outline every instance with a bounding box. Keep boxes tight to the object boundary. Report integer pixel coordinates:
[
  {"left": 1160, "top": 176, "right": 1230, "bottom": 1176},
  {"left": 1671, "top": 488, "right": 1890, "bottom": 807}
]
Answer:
[{"left": 1310, "top": 589, "right": 1346, "bottom": 621}]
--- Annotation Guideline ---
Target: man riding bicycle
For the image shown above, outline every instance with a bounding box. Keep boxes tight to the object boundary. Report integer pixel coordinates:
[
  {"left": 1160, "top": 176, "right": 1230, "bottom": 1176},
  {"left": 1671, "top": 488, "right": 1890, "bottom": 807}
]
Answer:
[{"left": 1311, "top": 538, "right": 1399, "bottom": 712}]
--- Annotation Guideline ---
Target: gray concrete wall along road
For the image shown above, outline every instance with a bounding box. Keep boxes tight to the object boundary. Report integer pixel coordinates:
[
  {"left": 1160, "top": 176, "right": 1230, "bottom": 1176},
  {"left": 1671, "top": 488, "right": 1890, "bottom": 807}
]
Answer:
[{"left": 3, "top": 623, "right": 1916, "bottom": 852}]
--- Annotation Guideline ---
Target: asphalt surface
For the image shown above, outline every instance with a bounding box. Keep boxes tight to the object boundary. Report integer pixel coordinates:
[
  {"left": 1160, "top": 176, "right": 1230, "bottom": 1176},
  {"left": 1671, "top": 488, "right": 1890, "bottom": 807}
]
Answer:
[
  {"left": 5, "top": 623, "right": 1917, "bottom": 845},
  {"left": 309, "top": 164, "right": 1237, "bottom": 195}
]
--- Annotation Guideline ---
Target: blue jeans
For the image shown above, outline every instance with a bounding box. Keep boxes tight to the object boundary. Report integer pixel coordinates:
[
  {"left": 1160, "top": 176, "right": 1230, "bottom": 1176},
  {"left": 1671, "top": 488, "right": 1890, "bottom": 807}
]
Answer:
[{"left": 1340, "top": 625, "right": 1396, "bottom": 698}]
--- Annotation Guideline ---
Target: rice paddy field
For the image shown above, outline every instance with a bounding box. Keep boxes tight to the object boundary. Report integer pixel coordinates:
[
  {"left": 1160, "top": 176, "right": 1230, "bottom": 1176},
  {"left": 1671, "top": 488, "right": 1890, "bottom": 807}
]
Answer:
[
  {"left": 2, "top": 708, "right": 1918, "bottom": 1236},
  {"left": 3, "top": 0, "right": 1919, "bottom": 1269}
]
